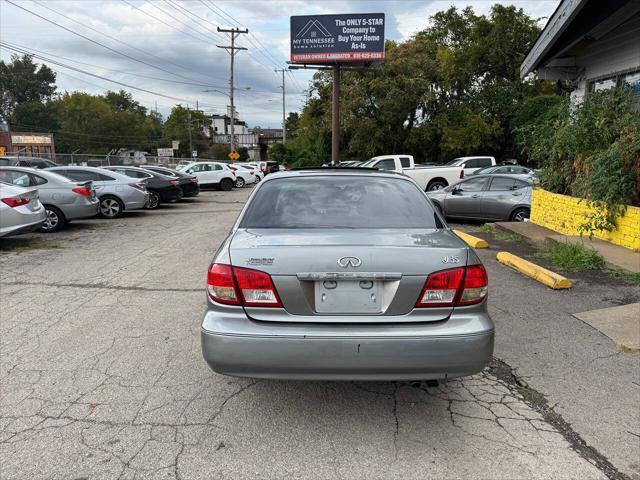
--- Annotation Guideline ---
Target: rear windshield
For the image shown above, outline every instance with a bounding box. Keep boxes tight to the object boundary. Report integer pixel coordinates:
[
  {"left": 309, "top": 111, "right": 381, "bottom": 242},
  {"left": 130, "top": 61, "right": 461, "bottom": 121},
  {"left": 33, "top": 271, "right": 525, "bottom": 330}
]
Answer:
[{"left": 240, "top": 176, "right": 437, "bottom": 229}]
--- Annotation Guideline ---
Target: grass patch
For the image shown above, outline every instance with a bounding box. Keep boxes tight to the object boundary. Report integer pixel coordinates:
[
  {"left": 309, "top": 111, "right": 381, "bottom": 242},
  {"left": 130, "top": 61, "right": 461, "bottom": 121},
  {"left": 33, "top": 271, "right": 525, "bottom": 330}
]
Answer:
[
  {"left": 492, "top": 230, "right": 523, "bottom": 243},
  {"left": 476, "top": 224, "right": 493, "bottom": 234},
  {"left": 0, "top": 237, "right": 62, "bottom": 255},
  {"left": 605, "top": 269, "right": 640, "bottom": 284},
  {"left": 538, "top": 242, "right": 605, "bottom": 270}
]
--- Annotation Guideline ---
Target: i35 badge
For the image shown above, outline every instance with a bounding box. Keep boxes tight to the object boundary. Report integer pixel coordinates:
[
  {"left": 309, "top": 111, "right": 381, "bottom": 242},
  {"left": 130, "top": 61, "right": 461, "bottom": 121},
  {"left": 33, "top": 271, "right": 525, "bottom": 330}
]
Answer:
[{"left": 337, "top": 256, "right": 362, "bottom": 268}]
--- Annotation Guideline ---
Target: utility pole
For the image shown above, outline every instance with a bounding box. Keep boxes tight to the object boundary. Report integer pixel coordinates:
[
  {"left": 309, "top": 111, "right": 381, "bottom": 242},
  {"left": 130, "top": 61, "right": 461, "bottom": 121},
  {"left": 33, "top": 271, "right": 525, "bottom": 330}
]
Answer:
[
  {"left": 331, "top": 65, "right": 340, "bottom": 166},
  {"left": 275, "top": 68, "right": 286, "bottom": 143},
  {"left": 217, "top": 27, "right": 248, "bottom": 155},
  {"left": 187, "top": 106, "right": 193, "bottom": 157}
]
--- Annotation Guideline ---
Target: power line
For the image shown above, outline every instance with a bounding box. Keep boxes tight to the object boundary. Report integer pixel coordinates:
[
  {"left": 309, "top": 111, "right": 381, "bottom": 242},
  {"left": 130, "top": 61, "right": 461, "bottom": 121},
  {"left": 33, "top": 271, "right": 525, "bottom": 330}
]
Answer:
[
  {"left": 4, "top": 0, "right": 213, "bottom": 86},
  {"left": 0, "top": 42, "right": 223, "bottom": 110},
  {"left": 207, "top": 1, "right": 285, "bottom": 69},
  {"left": 121, "top": 0, "right": 215, "bottom": 46},
  {"left": 1, "top": 40, "right": 235, "bottom": 91},
  {"left": 32, "top": 0, "right": 201, "bottom": 78}
]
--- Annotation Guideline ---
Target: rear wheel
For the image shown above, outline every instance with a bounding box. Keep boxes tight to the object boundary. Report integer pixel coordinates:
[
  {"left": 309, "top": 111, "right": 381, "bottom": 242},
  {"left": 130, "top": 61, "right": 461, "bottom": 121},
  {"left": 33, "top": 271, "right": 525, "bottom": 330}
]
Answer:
[
  {"left": 220, "top": 178, "right": 233, "bottom": 191},
  {"left": 99, "top": 195, "right": 123, "bottom": 218},
  {"left": 510, "top": 207, "right": 530, "bottom": 222},
  {"left": 427, "top": 179, "right": 448, "bottom": 191},
  {"left": 146, "top": 190, "right": 161, "bottom": 209},
  {"left": 40, "top": 205, "right": 66, "bottom": 232},
  {"left": 255, "top": 176, "right": 261, "bottom": 183},
  {"left": 235, "top": 177, "right": 245, "bottom": 188}
]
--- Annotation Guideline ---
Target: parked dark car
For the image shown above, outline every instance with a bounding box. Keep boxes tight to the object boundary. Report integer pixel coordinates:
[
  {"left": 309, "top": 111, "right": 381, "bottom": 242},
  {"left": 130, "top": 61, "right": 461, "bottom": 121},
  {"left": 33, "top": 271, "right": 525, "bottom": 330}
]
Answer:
[
  {"left": 101, "top": 166, "right": 182, "bottom": 209},
  {"left": 0, "top": 156, "right": 57, "bottom": 169},
  {"left": 426, "top": 174, "right": 532, "bottom": 222},
  {"left": 142, "top": 165, "right": 200, "bottom": 198}
]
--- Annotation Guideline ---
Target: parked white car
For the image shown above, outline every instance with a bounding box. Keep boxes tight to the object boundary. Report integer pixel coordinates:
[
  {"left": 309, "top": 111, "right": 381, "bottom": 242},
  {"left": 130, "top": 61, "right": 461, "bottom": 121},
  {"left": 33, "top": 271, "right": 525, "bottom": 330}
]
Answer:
[
  {"left": 228, "top": 165, "right": 257, "bottom": 188},
  {"left": 360, "top": 155, "right": 465, "bottom": 191},
  {"left": 237, "top": 163, "right": 264, "bottom": 182},
  {"left": 178, "top": 162, "right": 236, "bottom": 191},
  {"left": 444, "top": 156, "right": 496, "bottom": 175}
]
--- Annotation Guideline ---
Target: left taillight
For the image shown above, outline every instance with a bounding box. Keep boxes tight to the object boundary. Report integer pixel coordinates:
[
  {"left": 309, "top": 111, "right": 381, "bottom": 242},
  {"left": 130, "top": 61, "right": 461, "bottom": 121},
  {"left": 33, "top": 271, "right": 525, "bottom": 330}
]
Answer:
[
  {"left": 72, "top": 187, "right": 92, "bottom": 196},
  {"left": 207, "top": 264, "right": 240, "bottom": 305},
  {"left": 415, "top": 265, "right": 487, "bottom": 308},
  {"left": 169, "top": 180, "right": 180, "bottom": 187},
  {"left": 206, "top": 264, "right": 282, "bottom": 307},
  {"left": 190, "top": 177, "right": 198, "bottom": 184},
  {"left": 1, "top": 195, "right": 32, "bottom": 208}
]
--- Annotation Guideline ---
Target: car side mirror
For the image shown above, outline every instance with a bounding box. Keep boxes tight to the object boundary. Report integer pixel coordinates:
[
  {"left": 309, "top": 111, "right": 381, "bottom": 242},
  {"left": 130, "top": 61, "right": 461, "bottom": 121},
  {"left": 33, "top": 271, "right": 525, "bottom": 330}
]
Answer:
[
  {"left": 186, "top": 169, "right": 193, "bottom": 174},
  {"left": 451, "top": 187, "right": 461, "bottom": 195}
]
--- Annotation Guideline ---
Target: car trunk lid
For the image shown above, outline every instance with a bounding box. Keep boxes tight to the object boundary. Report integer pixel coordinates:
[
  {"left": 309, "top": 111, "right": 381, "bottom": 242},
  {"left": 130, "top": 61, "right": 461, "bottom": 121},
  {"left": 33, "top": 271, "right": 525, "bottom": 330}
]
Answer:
[{"left": 229, "top": 228, "right": 468, "bottom": 322}]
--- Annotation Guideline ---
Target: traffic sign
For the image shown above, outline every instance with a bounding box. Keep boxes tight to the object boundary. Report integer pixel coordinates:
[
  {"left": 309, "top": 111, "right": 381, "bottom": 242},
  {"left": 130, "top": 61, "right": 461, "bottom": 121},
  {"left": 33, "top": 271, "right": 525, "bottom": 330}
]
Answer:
[
  {"left": 172, "top": 140, "right": 180, "bottom": 150},
  {"left": 192, "top": 150, "right": 198, "bottom": 158},
  {"left": 228, "top": 150, "right": 240, "bottom": 161},
  {"left": 157, "top": 148, "right": 173, "bottom": 157}
]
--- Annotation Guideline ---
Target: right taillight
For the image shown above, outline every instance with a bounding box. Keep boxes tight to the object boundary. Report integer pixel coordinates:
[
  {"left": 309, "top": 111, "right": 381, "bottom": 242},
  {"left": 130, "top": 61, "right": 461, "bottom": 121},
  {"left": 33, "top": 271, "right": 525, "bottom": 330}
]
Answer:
[
  {"left": 459, "top": 169, "right": 464, "bottom": 179},
  {"left": 206, "top": 264, "right": 282, "bottom": 307},
  {"left": 416, "top": 265, "right": 487, "bottom": 308},
  {"left": 457, "top": 264, "right": 488, "bottom": 305}
]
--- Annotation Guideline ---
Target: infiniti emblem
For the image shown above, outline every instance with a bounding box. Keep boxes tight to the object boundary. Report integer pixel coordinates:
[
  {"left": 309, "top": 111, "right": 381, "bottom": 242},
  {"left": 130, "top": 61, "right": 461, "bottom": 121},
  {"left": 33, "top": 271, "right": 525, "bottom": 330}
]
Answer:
[{"left": 337, "top": 256, "right": 362, "bottom": 268}]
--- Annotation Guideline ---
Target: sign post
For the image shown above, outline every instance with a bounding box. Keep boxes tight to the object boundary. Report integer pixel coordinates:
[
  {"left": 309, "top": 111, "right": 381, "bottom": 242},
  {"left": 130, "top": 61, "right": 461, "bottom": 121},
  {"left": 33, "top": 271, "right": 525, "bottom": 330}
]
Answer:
[{"left": 290, "top": 13, "right": 385, "bottom": 165}]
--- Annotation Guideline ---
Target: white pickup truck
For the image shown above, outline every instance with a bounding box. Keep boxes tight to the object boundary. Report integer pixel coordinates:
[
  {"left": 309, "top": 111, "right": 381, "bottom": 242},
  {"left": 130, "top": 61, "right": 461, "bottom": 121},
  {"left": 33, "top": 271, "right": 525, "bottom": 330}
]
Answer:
[{"left": 360, "top": 155, "right": 465, "bottom": 191}]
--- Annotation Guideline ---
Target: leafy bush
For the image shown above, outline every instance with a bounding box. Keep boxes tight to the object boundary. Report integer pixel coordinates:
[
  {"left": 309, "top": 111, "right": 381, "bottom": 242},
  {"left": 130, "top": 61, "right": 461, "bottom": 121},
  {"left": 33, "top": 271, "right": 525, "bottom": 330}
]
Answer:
[{"left": 518, "top": 88, "right": 640, "bottom": 234}]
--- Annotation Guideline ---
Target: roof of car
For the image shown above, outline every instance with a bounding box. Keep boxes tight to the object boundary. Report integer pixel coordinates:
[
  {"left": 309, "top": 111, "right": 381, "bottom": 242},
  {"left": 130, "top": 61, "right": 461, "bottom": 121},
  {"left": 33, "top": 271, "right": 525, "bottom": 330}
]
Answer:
[{"left": 262, "top": 167, "right": 407, "bottom": 182}]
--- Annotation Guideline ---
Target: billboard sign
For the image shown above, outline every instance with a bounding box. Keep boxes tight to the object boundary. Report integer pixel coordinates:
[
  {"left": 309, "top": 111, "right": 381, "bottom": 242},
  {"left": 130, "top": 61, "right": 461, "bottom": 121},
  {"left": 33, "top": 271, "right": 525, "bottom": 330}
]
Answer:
[
  {"left": 157, "top": 148, "right": 173, "bottom": 157},
  {"left": 290, "top": 13, "right": 385, "bottom": 63}
]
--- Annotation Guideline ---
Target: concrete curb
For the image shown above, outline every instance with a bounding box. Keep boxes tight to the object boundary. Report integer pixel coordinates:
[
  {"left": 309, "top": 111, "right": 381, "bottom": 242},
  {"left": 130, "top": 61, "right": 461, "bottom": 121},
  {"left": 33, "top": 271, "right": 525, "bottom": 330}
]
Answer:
[
  {"left": 496, "top": 251, "right": 572, "bottom": 289},
  {"left": 453, "top": 230, "right": 489, "bottom": 249}
]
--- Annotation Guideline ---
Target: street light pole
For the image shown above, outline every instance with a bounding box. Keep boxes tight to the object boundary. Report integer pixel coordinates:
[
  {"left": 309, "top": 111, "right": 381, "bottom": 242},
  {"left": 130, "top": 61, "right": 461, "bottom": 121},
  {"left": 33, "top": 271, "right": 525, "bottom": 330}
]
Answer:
[
  {"left": 187, "top": 106, "right": 193, "bottom": 157},
  {"left": 275, "top": 68, "right": 286, "bottom": 143},
  {"left": 217, "top": 27, "right": 248, "bottom": 155}
]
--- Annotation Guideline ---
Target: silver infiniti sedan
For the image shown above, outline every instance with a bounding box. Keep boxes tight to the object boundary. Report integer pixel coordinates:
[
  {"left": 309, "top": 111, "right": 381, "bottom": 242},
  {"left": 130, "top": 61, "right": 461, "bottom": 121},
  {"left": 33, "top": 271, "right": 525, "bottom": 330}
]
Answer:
[
  {"left": 426, "top": 174, "right": 532, "bottom": 222},
  {"left": 201, "top": 169, "right": 494, "bottom": 381},
  {"left": 0, "top": 167, "right": 99, "bottom": 232},
  {"left": 48, "top": 166, "right": 149, "bottom": 218}
]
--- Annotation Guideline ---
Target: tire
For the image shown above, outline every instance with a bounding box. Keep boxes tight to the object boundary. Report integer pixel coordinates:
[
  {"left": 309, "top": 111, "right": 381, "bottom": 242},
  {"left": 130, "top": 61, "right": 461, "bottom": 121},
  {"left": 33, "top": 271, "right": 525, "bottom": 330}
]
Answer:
[
  {"left": 254, "top": 176, "right": 261, "bottom": 183},
  {"left": 99, "top": 195, "right": 124, "bottom": 218},
  {"left": 220, "top": 178, "right": 233, "bottom": 191},
  {"left": 510, "top": 207, "right": 530, "bottom": 222},
  {"left": 427, "top": 179, "right": 448, "bottom": 191},
  {"left": 433, "top": 202, "right": 444, "bottom": 216},
  {"left": 235, "top": 177, "right": 245, "bottom": 188},
  {"left": 146, "top": 190, "right": 161, "bottom": 209},
  {"left": 39, "top": 205, "right": 66, "bottom": 232}
]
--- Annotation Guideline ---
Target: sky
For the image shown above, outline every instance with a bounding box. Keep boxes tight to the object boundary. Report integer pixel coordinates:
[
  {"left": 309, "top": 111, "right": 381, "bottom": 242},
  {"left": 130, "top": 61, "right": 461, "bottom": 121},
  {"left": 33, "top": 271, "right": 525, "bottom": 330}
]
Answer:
[{"left": 0, "top": 0, "right": 560, "bottom": 128}]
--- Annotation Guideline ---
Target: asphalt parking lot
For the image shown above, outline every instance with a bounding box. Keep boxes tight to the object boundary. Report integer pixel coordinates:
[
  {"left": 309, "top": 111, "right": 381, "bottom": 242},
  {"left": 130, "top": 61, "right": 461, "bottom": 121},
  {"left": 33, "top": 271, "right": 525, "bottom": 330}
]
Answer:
[{"left": 1, "top": 188, "right": 639, "bottom": 480}]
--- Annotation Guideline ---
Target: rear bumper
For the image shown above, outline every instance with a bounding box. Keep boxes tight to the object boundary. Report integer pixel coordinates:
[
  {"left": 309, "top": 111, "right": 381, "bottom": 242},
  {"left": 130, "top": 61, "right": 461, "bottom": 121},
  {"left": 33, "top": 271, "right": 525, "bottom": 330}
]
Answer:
[
  {"left": 159, "top": 187, "right": 183, "bottom": 202},
  {"left": 61, "top": 200, "right": 100, "bottom": 220},
  {"left": 201, "top": 310, "right": 494, "bottom": 381}
]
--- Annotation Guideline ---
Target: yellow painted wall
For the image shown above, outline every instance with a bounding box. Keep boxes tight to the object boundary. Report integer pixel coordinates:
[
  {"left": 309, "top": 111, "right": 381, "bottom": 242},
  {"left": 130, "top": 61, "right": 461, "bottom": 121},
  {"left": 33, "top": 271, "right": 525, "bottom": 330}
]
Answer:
[{"left": 531, "top": 189, "right": 640, "bottom": 251}]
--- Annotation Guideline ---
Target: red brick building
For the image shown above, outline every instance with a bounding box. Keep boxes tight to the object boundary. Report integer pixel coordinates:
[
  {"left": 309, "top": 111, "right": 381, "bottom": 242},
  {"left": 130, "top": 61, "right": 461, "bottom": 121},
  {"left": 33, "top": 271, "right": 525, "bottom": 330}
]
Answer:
[{"left": 0, "top": 131, "right": 56, "bottom": 160}]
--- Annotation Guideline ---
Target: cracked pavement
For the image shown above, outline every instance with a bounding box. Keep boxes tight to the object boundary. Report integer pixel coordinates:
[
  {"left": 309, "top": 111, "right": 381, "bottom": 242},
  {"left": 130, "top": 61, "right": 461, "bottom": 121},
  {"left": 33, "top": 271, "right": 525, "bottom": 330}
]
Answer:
[{"left": 1, "top": 188, "right": 638, "bottom": 479}]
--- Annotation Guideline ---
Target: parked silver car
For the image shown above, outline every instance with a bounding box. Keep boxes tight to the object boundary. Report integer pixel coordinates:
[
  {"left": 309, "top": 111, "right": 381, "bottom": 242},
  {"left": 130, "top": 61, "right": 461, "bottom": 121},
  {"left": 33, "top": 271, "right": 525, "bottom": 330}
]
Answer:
[
  {"left": 470, "top": 164, "right": 539, "bottom": 183},
  {"left": 0, "top": 182, "right": 46, "bottom": 237},
  {"left": 48, "top": 166, "right": 149, "bottom": 218},
  {"left": 426, "top": 174, "right": 532, "bottom": 222},
  {"left": 201, "top": 169, "right": 494, "bottom": 380},
  {"left": 0, "top": 167, "right": 99, "bottom": 232}
]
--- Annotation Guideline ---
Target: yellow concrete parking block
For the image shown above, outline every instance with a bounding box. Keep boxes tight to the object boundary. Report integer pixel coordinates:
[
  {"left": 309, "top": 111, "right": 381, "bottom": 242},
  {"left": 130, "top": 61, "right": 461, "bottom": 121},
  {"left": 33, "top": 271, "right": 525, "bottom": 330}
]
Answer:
[
  {"left": 496, "top": 251, "right": 572, "bottom": 289},
  {"left": 453, "top": 230, "right": 489, "bottom": 249}
]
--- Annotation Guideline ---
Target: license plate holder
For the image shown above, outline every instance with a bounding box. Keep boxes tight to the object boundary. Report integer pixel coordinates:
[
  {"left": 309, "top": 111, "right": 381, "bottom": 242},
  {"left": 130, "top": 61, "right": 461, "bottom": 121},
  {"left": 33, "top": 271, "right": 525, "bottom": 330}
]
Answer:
[{"left": 314, "top": 280, "right": 382, "bottom": 314}]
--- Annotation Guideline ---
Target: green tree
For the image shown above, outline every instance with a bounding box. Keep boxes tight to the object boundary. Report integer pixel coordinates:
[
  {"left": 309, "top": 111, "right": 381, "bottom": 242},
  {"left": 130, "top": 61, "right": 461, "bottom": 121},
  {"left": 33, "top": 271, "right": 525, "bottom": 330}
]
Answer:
[
  {"left": 163, "top": 105, "right": 211, "bottom": 158},
  {"left": 1, "top": 55, "right": 56, "bottom": 120}
]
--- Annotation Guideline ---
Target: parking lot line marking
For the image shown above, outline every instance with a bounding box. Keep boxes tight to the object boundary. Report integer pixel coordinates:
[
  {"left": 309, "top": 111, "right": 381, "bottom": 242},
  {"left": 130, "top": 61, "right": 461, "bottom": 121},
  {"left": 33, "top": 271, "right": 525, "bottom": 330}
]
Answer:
[
  {"left": 453, "top": 230, "right": 489, "bottom": 249},
  {"left": 496, "top": 251, "right": 572, "bottom": 289}
]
